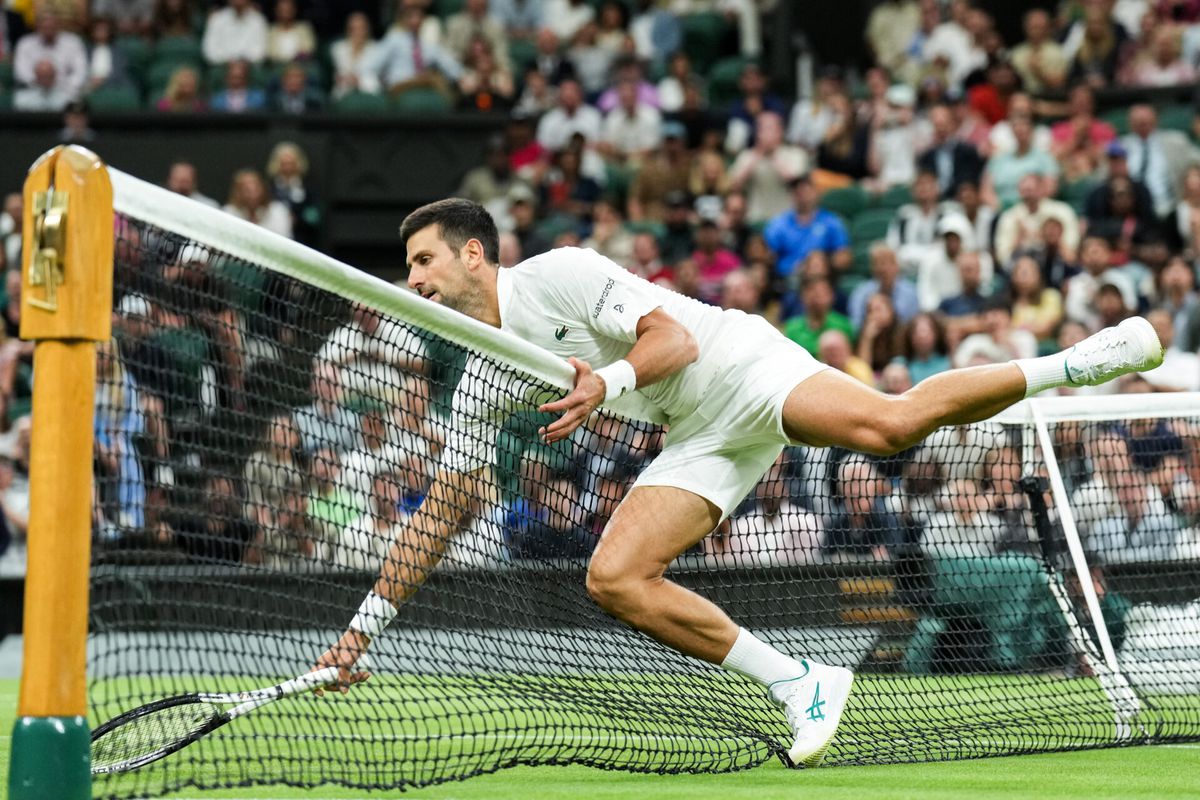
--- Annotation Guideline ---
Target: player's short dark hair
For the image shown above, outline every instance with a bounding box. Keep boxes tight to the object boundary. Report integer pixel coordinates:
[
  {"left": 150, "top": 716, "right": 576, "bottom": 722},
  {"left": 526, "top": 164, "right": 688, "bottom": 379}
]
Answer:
[{"left": 399, "top": 198, "right": 500, "bottom": 265}]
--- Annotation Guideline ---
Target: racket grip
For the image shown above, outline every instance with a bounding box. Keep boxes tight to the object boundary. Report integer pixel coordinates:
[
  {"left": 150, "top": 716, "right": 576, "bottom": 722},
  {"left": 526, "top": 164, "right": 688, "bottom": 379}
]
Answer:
[{"left": 281, "top": 666, "right": 343, "bottom": 696}]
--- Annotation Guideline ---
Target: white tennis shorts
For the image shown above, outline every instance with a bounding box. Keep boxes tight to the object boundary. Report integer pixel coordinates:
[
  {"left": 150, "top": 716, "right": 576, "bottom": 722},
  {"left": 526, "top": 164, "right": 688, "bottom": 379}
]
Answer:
[{"left": 632, "top": 317, "right": 828, "bottom": 518}]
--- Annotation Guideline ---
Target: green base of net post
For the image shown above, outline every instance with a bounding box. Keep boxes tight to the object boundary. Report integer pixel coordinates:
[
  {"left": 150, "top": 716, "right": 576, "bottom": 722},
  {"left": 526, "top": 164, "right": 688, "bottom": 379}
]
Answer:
[{"left": 7, "top": 715, "right": 91, "bottom": 800}]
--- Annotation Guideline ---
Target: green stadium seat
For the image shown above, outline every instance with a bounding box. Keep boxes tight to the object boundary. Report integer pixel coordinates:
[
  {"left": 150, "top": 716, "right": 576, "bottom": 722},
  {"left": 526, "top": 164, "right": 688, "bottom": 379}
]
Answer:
[
  {"left": 874, "top": 183, "right": 912, "bottom": 211},
  {"left": 819, "top": 185, "right": 868, "bottom": 220},
  {"left": 849, "top": 208, "right": 895, "bottom": 245},
  {"left": 392, "top": 87, "right": 452, "bottom": 113},
  {"left": 432, "top": 0, "right": 466, "bottom": 18},
  {"left": 838, "top": 272, "right": 869, "bottom": 296},
  {"left": 1101, "top": 106, "right": 1130, "bottom": 136},
  {"left": 681, "top": 12, "right": 730, "bottom": 73},
  {"left": 146, "top": 58, "right": 200, "bottom": 93},
  {"left": 212, "top": 259, "right": 267, "bottom": 314},
  {"left": 154, "top": 35, "right": 203, "bottom": 65},
  {"left": 509, "top": 38, "right": 537, "bottom": 75},
  {"left": 332, "top": 90, "right": 391, "bottom": 113},
  {"left": 0, "top": 90, "right": 10, "bottom": 112},
  {"left": 625, "top": 220, "right": 667, "bottom": 241},
  {"left": 849, "top": 241, "right": 875, "bottom": 278},
  {"left": 1160, "top": 103, "right": 1195, "bottom": 136},
  {"left": 706, "top": 56, "right": 748, "bottom": 109},
  {"left": 114, "top": 35, "right": 152, "bottom": 80},
  {"left": 86, "top": 84, "right": 142, "bottom": 112},
  {"left": 0, "top": 59, "right": 14, "bottom": 90},
  {"left": 1057, "top": 178, "right": 1095, "bottom": 214}
]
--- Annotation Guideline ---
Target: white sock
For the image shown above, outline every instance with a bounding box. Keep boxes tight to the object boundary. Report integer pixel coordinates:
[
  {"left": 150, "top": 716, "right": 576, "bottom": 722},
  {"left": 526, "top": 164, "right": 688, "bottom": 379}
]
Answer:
[
  {"left": 1012, "top": 353, "right": 1071, "bottom": 398},
  {"left": 720, "top": 627, "right": 809, "bottom": 702}
]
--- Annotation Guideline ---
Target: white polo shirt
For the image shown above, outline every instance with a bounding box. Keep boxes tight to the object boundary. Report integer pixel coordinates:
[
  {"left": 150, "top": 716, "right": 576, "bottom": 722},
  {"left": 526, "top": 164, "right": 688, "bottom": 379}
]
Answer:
[{"left": 442, "top": 247, "right": 762, "bottom": 472}]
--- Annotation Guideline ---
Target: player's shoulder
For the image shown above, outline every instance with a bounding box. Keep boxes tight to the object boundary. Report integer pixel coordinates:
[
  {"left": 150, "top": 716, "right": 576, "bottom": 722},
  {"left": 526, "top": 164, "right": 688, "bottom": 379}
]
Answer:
[{"left": 510, "top": 246, "right": 614, "bottom": 281}]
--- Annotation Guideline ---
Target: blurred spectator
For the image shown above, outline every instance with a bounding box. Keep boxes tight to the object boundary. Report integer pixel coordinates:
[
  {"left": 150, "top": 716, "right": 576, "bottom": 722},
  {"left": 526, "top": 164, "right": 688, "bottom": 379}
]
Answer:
[
  {"left": 786, "top": 65, "right": 844, "bottom": 152},
  {"left": 58, "top": 99, "right": 95, "bottom": 142},
  {"left": 1121, "top": 103, "right": 1200, "bottom": 217},
  {"left": 153, "top": 0, "right": 198, "bottom": 39},
  {"left": 1064, "top": 235, "right": 1133, "bottom": 329},
  {"left": 983, "top": 115, "right": 1060, "bottom": 209},
  {"left": 14, "top": 58, "right": 72, "bottom": 110},
  {"left": 888, "top": 170, "right": 948, "bottom": 276},
  {"left": 202, "top": 0, "right": 269, "bottom": 66},
  {"left": 331, "top": 11, "right": 379, "bottom": 99},
  {"left": 491, "top": 0, "right": 545, "bottom": 42},
  {"left": 1090, "top": 462, "right": 1180, "bottom": 563},
  {"left": 764, "top": 175, "right": 850, "bottom": 289},
  {"left": 987, "top": 93, "right": 1053, "bottom": 159},
  {"left": 1158, "top": 255, "right": 1200, "bottom": 348},
  {"left": 1010, "top": 8, "right": 1067, "bottom": 93},
  {"left": 459, "top": 134, "right": 523, "bottom": 223},
  {"left": 266, "top": 0, "right": 316, "bottom": 64},
  {"left": 272, "top": 62, "right": 325, "bottom": 113},
  {"left": 267, "top": 142, "right": 320, "bottom": 245},
  {"left": 629, "top": 0, "right": 681, "bottom": 71},
  {"left": 446, "top": 0, "right": 510, "bottom": 71},
  {"left": 156, "top": 65, "right": 206, "bottom": 112},
  {"left": 223, "top": 168, "right": 291, "bottom": 237},
  {"left": 333, "top": 467, "right": 409, "bottom": 570},
  {"left": 165, "top": 160, "right": 218, "bottom": 208},
  {"left": 535, "top": 78, "right": 601, "bottom": 151},
  {"left": 1083, "top": 143, "right": 1154, "bottom": 227},
  {"left": 93, "top": 0, "right": 155, "bottom": 37},
  {"left": 784, "top": 276, "right": 854, "bottom": 357},
  {"left": 850, "top": 243, "right": 919, "bottom": 329},
  {"left": 856, "top": 293, "right": 904, "bottom": 374},
  {"left": 530, "top": 26, "right": 572, "bottom": 84},
  {"left": 1087, "top": 174, "right": 1159, "bottom": 265},
  {"left": 658, "top": 189, "right": 696, "bottom": 262},
  {"left": 93, "top": 340, "right": 147, "bottom": 543},
  {"left": 544, "top": 0, "right": 595, "bottom": 43},
  {"left": 818, "top": 329, "right": 873, "bottom": 384},
  {"left": 1141, "top": 308, "right": 1200, "bottom": 391},
  {"left": 689, "top": 150, "right": 730, "bottom": 223},
  {"left": 625, "top": 232, "right": 669, "bottom": 283},
  {"left": 901, "top": 312, "right": 951, "bottom": 384},
  {"left": 498, "top": 231, "right": 522, "bottom": 267},
  {"left": 567, "top": 21, "right": 616, "bottom": 98},
  {"left": 656, "top": 52, "right": 694, "bottom": 115},
  {"left": 582, "top": 198, "right": 635, "bottom": 265},
  {"left": 967, "top": 58, "right": 1020, "bottom": 128},
  {"left": 1009, "top": 254, "right": 1064, "bottom": 342},
  {"left": 955, "top": 299, "right": 1037, "bottom": 367},
  {"left": 1173, "top": 164, "right": 1200, "bottom": 256},
  {"left": 922, "top": 478, "right": 1002, "bottom": 558},
  {"left": 317, "top": 302, "right": 426, "bottom": 406},
  {"left": 295, "top": 362, "right": 362, "bottom": 454},
  {"left": 815, "top": 91, "right": 872, "bottom": 181},
  {"left": 509, "top": 183, "right": 552, "bottom": 256},
  {"left": 937, "top": 249, "right": 990, "bottom": 325},
  {"left": 598, "top": 75, "right": 663, "bottom": 166},
  {"left": 211, "top": 59, "right": 267, "bottom": 113},
  {"left": 13, "top": 12, "right": 87, "bottom": 107},
  {"left": 719, "top": 267, "right": 763, "bottom": 314},
  {"left": 880, "top": 361, "right": 913, "bottom": 395},
  {"left": 994, "top": 173, "right": 1081, "bottom": 268},
  {"left": 918, "top": 102, "right": 984, "bottom": 200},
  {"left": 541, "top": 144, "right": 601, "bottom": 221},
  {"left": 724, "top": 62, "right": 786, "bottom": 154},
  {"left": 866, "top": 0, "right": 920, "bottom": 77},
  {"left": 458, "top": 37, "right": 514, "bottom": 110},
  {"left": 1128, "top": 22, "right": 1195, "bottom": 85},
  {"left": 691, "top": 219, "right": 741, "bottom": 305},
  {"left": 870, "top": 83, "right": 932, "bottom": 190},
  {"left": 85, "top": 16, "right": 134, "bottom": 93},
  {"left": 510, "top": 477, "right": 594, "bottom": 558},
  {"left": 1, "top": 194, "right": 22, "bottom": 279},
  {"left": 362, "top": 1, "right": 462, "bottom": 98},
  {"left": 824, "top": 456, "right": 903, "bottom": 561},
  {"left": 723, "top": 455, "right": 823, "bottom": 566},
  {"left": 1051, "top": 84, "right": 1116, "bottom": 175},
  {"left": 1066, "top": 1, "right": 1128, "bottom": 90},
  {"left": 513, "top": 64, "right": 557, "bottom": 116},
  {"left": 728, "top": 112, "right": 806, "bottom": 225},
  {"left": 305, "top": 447, "right": 359, "bottom": 558},
  {"left": 953, "top": 179, "right": 996, "bottom": 257}
]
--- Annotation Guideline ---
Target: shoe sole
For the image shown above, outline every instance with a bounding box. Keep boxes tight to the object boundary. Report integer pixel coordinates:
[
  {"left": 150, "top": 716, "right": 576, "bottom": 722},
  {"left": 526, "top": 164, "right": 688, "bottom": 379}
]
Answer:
[
  {"left": 1118, "top": 316, "right": 1165, "bottom": 372},
  {"left": 786, "top": 667, "right": 855, "bottom": 769}
]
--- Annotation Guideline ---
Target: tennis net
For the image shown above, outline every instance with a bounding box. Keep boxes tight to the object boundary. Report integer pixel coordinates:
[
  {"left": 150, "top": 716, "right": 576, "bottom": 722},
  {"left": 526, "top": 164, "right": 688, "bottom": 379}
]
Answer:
[{"left": 84, "top": 167, "right": 1200, "bottom": 798}]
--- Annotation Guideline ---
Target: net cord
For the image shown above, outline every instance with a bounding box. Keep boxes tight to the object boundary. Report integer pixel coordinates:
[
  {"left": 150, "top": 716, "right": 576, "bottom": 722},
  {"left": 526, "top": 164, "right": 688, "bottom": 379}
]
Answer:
[
  {"left": 107, "top": 167, "right": 577, "bottom": 394},
  {"left": 1031, "top": 401, "right": 1143, "bottom": 737}
]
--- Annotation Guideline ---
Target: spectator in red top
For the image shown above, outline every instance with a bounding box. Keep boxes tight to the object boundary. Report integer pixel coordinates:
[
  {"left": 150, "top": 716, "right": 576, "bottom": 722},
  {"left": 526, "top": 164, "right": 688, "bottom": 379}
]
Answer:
[
  {"left": 1050, "top": 83, "right": 1116, "bottom": 167},
  {"left": 967, "top": 59, "right": 1020, "bottom": 126},
  {"left": 505, "top": 115, "right": 549, "bottom": 184},
  {"left": 691, "top": 220, "right": 742, "bottom": 305}
]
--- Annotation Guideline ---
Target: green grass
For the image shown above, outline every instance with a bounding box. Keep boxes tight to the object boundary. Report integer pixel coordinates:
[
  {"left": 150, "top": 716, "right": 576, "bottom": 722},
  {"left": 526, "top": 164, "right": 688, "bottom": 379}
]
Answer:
[{"left": 4, "top": 677, "right": 1200, "bottom": 799}]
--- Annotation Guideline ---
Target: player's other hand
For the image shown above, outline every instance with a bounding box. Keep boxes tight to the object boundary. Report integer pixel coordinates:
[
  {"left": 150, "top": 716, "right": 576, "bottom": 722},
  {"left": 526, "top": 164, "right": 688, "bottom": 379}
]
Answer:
[
  {"left": 538, "top": 357, "right": 604, "bottom": 444},
  {"left": 312, "top": 629, "right": 372, "bottom": 697}
]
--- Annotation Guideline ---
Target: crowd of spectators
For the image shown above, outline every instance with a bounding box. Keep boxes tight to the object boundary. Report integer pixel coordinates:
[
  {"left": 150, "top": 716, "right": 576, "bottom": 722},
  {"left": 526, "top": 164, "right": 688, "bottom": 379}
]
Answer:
[{"left": 4, "top": 0, "right": 1200, "bottom": 588}]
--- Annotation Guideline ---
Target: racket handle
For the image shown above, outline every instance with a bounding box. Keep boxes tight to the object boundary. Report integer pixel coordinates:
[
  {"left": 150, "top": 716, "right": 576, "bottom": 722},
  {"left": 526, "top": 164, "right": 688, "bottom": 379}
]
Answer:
[{"left": 279, "top": 666, "right": 342, "bottom": 696}]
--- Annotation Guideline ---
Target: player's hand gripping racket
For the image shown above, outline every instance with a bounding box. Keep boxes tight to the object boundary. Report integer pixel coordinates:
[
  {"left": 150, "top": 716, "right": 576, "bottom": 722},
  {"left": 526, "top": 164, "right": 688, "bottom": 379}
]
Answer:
[{"left": 90, "top": 654, "right": 373, "bottom": 774}]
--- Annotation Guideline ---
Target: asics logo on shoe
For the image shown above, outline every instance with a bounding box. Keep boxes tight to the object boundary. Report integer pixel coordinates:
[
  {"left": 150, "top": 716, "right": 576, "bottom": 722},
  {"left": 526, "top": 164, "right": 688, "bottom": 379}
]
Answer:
[{"left": 806, "top": 684, "right": 826, "bottom": 722}]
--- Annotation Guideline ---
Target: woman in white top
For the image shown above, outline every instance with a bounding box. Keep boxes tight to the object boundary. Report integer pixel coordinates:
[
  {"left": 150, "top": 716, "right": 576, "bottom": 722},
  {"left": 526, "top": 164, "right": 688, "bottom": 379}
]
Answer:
[
  {"left": 331, "top": 11, "right": 379, "bottom": 99},
  {"left": 265, "top": 0, "right": 316, "bottom": 64},
  {"left": 223, "top": 168, "right": 293, "bottom": 239}
]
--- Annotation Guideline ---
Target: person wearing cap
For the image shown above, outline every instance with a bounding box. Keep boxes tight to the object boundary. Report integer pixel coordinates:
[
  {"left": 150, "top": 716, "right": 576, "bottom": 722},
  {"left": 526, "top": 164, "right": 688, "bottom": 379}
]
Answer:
[
  {"left": 918, "top": 102, "right": 984, "bottom": 199},
  {"left": 730, "top": 111, "right": 808, "bottom": 225},
  {"left": 869, "top": 83, "right": 933, "bottom": 190},
  {"left": 920, "top": 213, "right": 996, "bottom": 313},
  {"left": 994, "top": 172, "right": 1080, "bottom": 267}
]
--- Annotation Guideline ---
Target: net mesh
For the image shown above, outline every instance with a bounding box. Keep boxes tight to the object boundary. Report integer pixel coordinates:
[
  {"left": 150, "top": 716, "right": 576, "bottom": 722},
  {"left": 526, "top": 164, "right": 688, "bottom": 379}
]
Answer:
[{"left": 86, "top": 193, "right": 1200, "bottom": 798}]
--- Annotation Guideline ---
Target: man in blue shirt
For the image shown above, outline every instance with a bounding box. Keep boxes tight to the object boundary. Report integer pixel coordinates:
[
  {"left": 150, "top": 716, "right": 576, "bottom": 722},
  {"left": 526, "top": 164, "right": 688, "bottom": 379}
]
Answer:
[
  {"left": 763, "top": 174, "right": 852, "bottom": 283},
  {"left": 847, "top": 243, "right": 920, "bottom": 328}
]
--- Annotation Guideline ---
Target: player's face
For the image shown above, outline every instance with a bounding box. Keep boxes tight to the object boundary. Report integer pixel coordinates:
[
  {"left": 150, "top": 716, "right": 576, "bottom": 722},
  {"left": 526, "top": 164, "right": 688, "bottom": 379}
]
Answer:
[{"left": 406, "top": 224, "right": 469, "bottom": 310}]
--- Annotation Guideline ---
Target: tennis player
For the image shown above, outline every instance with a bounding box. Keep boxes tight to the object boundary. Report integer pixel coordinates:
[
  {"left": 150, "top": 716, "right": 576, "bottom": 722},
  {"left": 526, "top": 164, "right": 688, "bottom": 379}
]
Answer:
[{"left": 315, "top": 198, "right": 1163, "bottom": 767}]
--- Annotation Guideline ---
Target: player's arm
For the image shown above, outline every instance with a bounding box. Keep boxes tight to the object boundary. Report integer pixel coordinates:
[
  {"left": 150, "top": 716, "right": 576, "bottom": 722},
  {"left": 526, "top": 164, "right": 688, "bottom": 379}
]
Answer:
[
  {"left": 538, "top": 308, "right": 697, "bottom": 444},
  {"left": 312, "top": 465, "right": 487, "bottom": 694}
]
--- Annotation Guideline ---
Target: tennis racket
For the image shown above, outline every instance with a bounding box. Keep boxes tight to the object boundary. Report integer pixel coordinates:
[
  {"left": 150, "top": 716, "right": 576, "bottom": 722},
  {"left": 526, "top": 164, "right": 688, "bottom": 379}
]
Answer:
[{"left": 90, "top": 655, "right": 372, "bottom": 775}]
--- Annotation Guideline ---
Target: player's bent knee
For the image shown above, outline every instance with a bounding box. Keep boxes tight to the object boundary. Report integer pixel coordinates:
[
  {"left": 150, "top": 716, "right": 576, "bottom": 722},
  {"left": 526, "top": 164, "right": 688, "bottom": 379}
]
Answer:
[{"left": 585, "top": 561, "right": 643, "bottom": 619}]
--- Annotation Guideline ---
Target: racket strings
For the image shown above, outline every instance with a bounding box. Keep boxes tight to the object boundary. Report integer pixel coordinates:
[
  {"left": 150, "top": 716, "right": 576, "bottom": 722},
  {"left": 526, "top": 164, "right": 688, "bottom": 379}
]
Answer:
[{"left": 91, "top": 701, "right": 223, "bottom": 771}]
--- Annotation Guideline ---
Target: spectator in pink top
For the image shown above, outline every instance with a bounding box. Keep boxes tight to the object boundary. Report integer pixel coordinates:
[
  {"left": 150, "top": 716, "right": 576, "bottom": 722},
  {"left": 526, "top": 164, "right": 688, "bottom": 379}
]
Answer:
[
  {"left": 692, "top": 219, "right": 742, "bottom": 305},
  {"left": 1050, "top": 84, "right": 1115, "bottom": 161}
]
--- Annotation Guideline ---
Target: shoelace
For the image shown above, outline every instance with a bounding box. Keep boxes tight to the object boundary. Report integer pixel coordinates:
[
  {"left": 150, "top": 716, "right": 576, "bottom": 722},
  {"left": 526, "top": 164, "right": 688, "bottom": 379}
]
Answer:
[{"left": 1068, "top": 329, "right": 1133, "bottom": 384}]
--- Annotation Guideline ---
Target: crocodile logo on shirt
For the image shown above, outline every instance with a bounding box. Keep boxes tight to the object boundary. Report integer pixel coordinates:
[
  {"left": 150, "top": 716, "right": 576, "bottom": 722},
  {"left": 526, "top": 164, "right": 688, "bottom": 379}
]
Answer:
[{"left": 554, "top": 325, "right": 570, "bottom": 340}]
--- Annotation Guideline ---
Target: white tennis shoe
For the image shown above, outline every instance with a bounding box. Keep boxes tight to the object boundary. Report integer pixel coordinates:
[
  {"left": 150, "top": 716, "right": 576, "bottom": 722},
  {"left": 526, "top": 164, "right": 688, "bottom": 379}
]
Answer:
[
  {"left": 1065, "top": 316, "right": 1164, "bottom": 387},
  {"left": 773, "top": 660, "right": 855, "bottom": 768}
]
